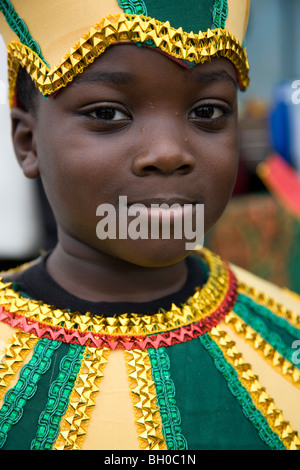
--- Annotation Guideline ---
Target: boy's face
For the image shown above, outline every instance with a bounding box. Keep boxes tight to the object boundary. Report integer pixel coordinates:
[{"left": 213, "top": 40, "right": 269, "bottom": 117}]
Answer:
[{"left": 23, "top": 44, "right": 239, "bottom": 267}]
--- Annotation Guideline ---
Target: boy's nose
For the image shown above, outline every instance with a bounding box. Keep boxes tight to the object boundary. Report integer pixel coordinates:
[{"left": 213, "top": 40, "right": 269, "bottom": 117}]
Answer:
[{"left": 132, "top": 126, "right": 195, "bottom": 176}]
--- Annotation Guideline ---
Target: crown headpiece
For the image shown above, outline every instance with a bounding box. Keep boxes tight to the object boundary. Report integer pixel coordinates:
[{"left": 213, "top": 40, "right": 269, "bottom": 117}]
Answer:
[{"left": 0, "top": 0, "right": 250, "bottom": 107}]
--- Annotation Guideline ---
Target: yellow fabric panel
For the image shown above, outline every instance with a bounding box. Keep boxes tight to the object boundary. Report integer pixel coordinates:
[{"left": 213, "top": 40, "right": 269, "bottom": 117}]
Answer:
[
  {"left": 220, "top": 320, "right": 300, "bottom": 436},
  {"left": 81, "top": 348, "right": 140, "bottom": 450},
  {"left": 2, "top": 0, "right": 123, "bottom": 66},
  {"left": 226, "top": 0, "right": 250, "bottom": 43},
  {"left": 0, "top": 15, "right": 19, "bottom": 44}
]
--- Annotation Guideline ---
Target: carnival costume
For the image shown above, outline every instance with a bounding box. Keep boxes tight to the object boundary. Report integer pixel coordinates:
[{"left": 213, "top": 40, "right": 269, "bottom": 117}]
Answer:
[{"left": 0, "top": 0, "right": 300, "bottom": 451}]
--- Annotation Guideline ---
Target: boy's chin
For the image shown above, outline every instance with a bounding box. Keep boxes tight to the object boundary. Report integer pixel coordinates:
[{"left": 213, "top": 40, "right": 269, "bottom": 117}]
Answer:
[{"left": 100, "top": 238, "right": 198, "bottom": 268}]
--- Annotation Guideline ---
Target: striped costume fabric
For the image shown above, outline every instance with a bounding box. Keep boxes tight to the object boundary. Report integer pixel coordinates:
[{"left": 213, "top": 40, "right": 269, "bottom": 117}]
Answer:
[{"left": 0, "top": 248, "right": 299, "bottom": 450}]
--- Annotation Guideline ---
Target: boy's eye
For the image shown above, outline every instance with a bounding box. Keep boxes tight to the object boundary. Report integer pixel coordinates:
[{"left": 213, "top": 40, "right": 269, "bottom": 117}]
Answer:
[
  {"left": 189, "top": 105, "right": 226, "bottom": 120},
  {"left": 89, "top": 107, "right": 129, "bottom": 121}
]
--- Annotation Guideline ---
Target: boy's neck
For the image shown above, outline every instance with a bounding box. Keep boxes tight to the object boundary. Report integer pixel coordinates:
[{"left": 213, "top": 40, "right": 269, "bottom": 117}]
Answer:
[{"left": 46, "top": 236, "right": 188, "bottom": 304}]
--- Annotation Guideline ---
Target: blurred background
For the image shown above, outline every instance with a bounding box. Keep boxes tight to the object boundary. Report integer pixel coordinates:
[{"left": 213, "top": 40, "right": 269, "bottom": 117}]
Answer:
[
  {"left": 0, "top": 0, "right": 300, "bottom": 292},
  {"left": 206, "top": 0, "right": 300, "bottom": 293}
]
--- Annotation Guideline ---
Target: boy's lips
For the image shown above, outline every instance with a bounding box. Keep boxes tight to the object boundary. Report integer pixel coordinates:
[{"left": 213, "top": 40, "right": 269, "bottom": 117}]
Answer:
[
  {"left": 123, "top": 197, "right": 200, "bottom": 224},
  {"left": 125, "top": 197, "right": 199, "bottom": 207}
]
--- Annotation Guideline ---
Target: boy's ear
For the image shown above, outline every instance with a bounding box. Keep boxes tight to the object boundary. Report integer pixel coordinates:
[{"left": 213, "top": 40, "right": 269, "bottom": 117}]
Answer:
[{"left": 10, "top": 107, "right": 40, "bottom": 179}]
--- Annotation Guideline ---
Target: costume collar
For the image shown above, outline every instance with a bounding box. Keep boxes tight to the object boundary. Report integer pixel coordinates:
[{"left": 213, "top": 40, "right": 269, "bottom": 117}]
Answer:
[{"left": 0, "top": 248, "right": 237, "bottom": 349}]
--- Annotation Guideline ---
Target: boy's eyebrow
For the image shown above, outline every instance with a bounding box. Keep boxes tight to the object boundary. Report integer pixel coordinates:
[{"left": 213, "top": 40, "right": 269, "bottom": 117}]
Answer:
[
  {"left": 71, "top": 68, "right": 237, "bottom": 88},
  {"left": 72, "top": 71, "right": 137, "bottom": 86},
  {"left": 188, "top": 70, "right": 238, "bottom": 87}
]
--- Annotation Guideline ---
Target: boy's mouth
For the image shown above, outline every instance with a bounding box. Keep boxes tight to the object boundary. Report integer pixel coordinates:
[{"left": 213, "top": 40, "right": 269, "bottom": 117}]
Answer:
[
  {"left": 123, "top": 197, "right": 200, "bottom": 224},
  {"left": 125, "top": 197, "right": 199, "bottom": 207},
  {"left": 96, "top": 196, "right": 204, "bottom": 247}
]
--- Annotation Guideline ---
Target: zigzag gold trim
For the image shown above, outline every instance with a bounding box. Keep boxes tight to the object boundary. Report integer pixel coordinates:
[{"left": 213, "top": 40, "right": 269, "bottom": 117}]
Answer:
[
  {"left": 53, "top": 346, "right": 110, "bottom": 450},
  {"left": 0, "top": 248, "right": 230, "bottom": 337},
  {"left": 238, "top": 283, "right": 300, "bottom": 329},
  {"left": 124, "top": 348, "right": 166, "bottom": 450},
  {"left": 224, "top": 311, "right": 300, "bottom": 388},
  {"left": 209, "top": 325, "right": 300, "bottom": 450},
  {"left": 0, "top": 331, "right": 39, "bottom": 401},
  {"left": 7, "top": 13, "right": 249, "bottom": 107}
]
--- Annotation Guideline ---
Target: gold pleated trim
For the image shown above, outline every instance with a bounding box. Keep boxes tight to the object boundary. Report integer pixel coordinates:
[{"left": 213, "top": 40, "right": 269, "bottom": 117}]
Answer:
[
  {"left": 7, "top": 13, "right": 249, "bottom": 107},
  {"left": 224, "top": 311, "right": 300, "bottom": 388},
  {"left": 238, "top": 283, "right": 300, "bottom": 329},
  {"left": 209, "top": 324, "right": 300, "bottom": 450},
  {"left": 0, "top": 331, "right": 38, "bottom": 401},
  {"left": 124, "top": 348, "right": 166, "bottom": 450},
  {"left": 0, "top": 248, "right": 230, "bottom": 337},
  {"left": 54, "top": 346, "right": 110, "bottom": 450}
]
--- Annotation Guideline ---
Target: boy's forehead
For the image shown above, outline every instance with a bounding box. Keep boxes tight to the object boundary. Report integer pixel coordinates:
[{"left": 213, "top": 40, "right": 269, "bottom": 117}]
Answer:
[
  {"left": 72, "top": 46, "right": 237, "bottom": 88},
  {"left": 0, "top": 0, "right": 250, "bottom": 107}
]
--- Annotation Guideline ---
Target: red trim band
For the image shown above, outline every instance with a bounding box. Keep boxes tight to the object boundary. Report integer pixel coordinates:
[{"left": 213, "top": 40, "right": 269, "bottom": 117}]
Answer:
[{"left": 0, "top": 267, "right": 237, "bottom": 350}]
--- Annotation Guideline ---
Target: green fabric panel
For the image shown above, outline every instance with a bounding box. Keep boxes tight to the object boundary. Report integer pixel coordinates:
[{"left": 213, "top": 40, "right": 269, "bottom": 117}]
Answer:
[
  {"left": 200, "top": 334, "right": 285, "bottom": 450},
  {"left": 143, "top": 0, "right": 216, "bottom": 33},
  {"left": 2, "top": 342, "right": 69, "bottom": 450},
  {"left": 165, "top": 337, "right": 270, "bottom": 450}
]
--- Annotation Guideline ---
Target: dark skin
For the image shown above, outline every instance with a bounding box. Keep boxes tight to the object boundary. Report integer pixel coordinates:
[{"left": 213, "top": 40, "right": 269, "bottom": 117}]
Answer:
[{"left": 11, "top": 44, "right": 239, "bottom": 303}]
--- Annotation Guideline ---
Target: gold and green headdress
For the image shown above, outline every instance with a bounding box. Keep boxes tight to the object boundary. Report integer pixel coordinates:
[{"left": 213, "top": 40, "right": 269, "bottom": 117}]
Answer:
[{"left": 0, "top": 0, "right": 250, "bottom": 107}]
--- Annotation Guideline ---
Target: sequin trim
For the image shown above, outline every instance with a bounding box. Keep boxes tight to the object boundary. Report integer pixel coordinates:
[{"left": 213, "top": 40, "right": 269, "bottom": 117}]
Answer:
[
  {"left": 6, "top": 13, "right": 249, "bottom": 106},
  {"left": 238, "top": 282, "right": 300, "bottom": 329},
  {"left": 0, "top": 338, "right": 61, "bottom": 449},
  {"left": 148, "top": 347, "right": 188, "bottom": 450},
  {"left": 0, "top": 290, "right": 236, "bottom": 350},
  {"left": 212, "top": 0, "right": 228, "bottom": 29},
  {"left": 208, "top": 326, "right": 300, "bottom": 450},
  {"left": 0, "top": 331, "right": 39, "bottom": 401},
  {"left": 0, "top": 249, "right": 237, "bottom": 349},
  {"left": 30, "top": 343, "right": 85, "bottom": 450},
  {"left": 225, "top": 311, "right": 300, "bottom": 388},
  {"left": 53, "top": 346, "right": 110, "bottom": 450},
  {"left": 233, "top": 294, "right": 300, "bottom": 366},
  {"left": 124, "top": 348, "right": 167, "bottom": 450},
  {"left": 117, "top": 0, "right": 148, "bottom": 16}
]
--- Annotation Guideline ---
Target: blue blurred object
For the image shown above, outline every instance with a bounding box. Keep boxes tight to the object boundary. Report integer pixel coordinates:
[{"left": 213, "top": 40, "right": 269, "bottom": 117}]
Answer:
[{"left": 269, "top": 81, "right": 300, "bottom": 172}]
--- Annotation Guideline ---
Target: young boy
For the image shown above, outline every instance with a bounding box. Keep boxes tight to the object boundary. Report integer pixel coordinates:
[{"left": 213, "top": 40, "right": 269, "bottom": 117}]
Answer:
[{"left": 0, "top": 0, "right": 299, "bottom": 451}]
